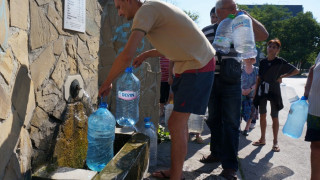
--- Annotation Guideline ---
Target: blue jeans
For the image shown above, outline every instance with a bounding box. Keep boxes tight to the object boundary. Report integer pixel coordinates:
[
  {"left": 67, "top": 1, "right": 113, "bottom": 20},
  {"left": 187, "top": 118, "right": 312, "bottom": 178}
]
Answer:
[{"left": 206, "top": 75, "right": 241, "bottom": 171}]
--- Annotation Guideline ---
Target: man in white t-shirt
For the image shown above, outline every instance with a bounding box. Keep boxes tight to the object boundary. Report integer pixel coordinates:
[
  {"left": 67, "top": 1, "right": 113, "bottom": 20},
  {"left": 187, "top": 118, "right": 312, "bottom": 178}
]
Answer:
[{"left": 99, "top": 0, "right": 216, "bottom": 179}]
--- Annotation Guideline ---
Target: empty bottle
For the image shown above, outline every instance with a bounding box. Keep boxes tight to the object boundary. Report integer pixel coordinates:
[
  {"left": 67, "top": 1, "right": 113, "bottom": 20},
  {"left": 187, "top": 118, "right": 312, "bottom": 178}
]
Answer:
[
  {"left": 213, "top": 14, "right": 235, "bottom": 54},
  {"left": 86, "top": 101, "right": 116, "bottom": 172},
  {"left": 188, "top": 114, "right": 205, "bottom": 133},
  {"left": 142, "top": 122, "right": 157, "bottom": 167},
  {"left": 282, "top": 96, "right": 309, "bottom": 139},
  {"left": 116, "top": 67, "right": 140, "bottom": 126},
  {"left": 165, "top": 104, "right": 174, "bottom": 126},
  {"left": 232, "top": 12, "right": 257, "bottom": 59}
]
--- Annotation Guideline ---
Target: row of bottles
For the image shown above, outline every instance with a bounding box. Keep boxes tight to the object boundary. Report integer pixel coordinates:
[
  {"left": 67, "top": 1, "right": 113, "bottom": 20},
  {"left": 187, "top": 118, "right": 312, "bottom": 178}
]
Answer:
[
  {"left": 86, "top": 66, "right": 160, "bottom": 171},
  {"left": 213, "top": 12, "right": 257, "bottom": 59}
]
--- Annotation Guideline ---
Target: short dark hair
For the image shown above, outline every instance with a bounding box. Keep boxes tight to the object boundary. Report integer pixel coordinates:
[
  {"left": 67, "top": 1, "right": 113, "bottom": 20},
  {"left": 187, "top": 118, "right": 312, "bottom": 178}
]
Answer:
[
  {"left": 268, "top": 38, "right": 281, "bottom": 48},
  {"left": 210, "top": 7, "right": 216, "bottom": 16}
]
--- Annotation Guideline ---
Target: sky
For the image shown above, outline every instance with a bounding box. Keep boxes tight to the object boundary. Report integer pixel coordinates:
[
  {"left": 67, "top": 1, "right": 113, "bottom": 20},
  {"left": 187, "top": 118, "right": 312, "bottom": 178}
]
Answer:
[{"left": 165, "top": 0, "right": 320, "bottom": 29}]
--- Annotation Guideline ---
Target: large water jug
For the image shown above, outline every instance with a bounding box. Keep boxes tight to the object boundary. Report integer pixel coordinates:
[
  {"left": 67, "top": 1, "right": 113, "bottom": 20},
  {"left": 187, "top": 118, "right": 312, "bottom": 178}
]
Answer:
[
  {"left": 213, "top": 14, "right": 235, "bottom": 54},
  {"left": 142, "top": 123, "right": 157, "bottom": 167},
  {"left": 282, "top": 96, "right": 309, "bottom": 139},
  {"left": 86, "top": 101, "right": 116, "bottom": 172},
  {"left": 232, "top": 12, "right": 257, "bottom": 60},
  {"left": 116, "top": 67, "right": 140, "bottom": 126}
]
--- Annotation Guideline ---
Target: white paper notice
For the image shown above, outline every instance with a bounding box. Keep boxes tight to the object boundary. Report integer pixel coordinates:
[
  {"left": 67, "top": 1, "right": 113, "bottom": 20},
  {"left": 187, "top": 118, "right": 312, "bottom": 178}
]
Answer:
[{"left": 64, "top": 0, "right": 86, "bottom": 33}]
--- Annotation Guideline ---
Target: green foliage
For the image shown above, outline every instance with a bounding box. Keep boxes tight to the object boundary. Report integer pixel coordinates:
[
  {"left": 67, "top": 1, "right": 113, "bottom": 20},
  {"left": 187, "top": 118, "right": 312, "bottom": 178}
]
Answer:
[
  {"left": 238, "top": 4, "right": 320, "bottom": 69},
  {"left": 157, "top": 125, "right": 170, "bottom": 143},
  {"left": 184, "top": 10, "right": 199, "bottom": 23}
]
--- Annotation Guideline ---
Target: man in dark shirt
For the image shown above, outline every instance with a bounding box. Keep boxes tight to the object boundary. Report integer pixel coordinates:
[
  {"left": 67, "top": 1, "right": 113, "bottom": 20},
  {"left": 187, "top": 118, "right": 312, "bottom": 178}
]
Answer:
[{"left": 200, "top": 0, "right": 268, "bottom": 179}]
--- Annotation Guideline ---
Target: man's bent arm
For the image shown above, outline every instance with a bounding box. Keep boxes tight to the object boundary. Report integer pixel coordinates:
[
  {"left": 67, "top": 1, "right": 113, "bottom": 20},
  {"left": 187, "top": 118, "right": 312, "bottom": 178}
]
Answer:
[{"left": 99, "top": 30, "right": 145, "bottom": 96}]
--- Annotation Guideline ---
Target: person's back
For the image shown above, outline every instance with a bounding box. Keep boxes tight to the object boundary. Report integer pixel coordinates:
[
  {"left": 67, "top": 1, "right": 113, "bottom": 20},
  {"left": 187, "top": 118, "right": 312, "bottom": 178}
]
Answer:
[{"left": 132, "top": 0, "right": 215, "bottom": 73}]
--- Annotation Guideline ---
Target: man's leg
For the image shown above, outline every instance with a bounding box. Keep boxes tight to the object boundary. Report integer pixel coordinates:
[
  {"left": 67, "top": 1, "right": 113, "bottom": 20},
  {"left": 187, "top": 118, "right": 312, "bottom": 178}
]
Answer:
[
  {"left": 168, "top": 111, "right": 190, "bottom": 180},
  {"left": 219, "top": 82, "right": 241, "bottom": 172},
  {"left": 311, "top": 141, "right": 320, "bottom": 180}
]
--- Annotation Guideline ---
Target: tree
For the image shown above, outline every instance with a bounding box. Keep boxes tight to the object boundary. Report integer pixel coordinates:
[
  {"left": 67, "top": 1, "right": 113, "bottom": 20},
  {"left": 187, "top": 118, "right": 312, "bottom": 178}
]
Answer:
[
  {"left": 238, "top": 4, "right": 320, "bottom": 69},
  {"left": 184, "top": 10, "right": 199, "bottom": 23}
]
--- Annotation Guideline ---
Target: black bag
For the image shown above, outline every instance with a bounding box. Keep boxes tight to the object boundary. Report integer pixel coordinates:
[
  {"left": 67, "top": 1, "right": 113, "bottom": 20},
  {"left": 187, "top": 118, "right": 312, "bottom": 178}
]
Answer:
[{"left": 219, "top": 58, "right": 241, "bottom": 84}]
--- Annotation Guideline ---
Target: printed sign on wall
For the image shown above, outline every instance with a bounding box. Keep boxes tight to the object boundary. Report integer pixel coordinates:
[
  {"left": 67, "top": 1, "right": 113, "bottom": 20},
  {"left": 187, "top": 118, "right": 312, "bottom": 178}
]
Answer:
[{"left": 64, "top": 0, "right": 86, "bottom": 33}]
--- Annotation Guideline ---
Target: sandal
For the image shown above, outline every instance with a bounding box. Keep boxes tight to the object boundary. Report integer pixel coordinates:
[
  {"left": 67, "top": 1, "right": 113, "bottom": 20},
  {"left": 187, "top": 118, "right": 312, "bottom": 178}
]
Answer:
[
  {"left": 199, "top": 154, "right": 220, "bottom": 163},
  {"left": 195, "top": 136, "right": 204, "bottom": 144},
  {"left": 272, "top": 144, "right": 280, "bottom": 152},
  {"left": 252, "top": 139, "right": 266, "bottom": 146},
  {"left": 152, "top": 170, "right": 185, "bottom": 180},
  {"left": 152, "top": 170, "right": 169, "bottom": 179}
]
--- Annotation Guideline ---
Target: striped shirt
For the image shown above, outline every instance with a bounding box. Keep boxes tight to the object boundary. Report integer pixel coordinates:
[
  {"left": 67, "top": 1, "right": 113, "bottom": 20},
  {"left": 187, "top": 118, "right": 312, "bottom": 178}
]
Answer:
[
  {"left": 160, "top": 57, "right": 170, "bottom": 82},
  {"left": 202, "top": 24, "right": 217, "bottom": 44}
]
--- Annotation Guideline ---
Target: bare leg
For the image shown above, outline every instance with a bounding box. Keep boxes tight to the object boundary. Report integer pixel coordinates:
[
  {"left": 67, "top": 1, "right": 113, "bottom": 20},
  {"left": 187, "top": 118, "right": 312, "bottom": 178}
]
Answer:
[
  {"left": 168, "top": 111, "right": 190, "bottom": 180},
  {"left": 271, "top": 117, "right": 279, "bottom": 145},
  {"left": 311, "top": 141, "right": 320, "bottom": 180},
  {"left": 244, "top": 118, "right": 253, "bottom": 131},
  {"left": 259, "top": 113, "right": 267, "bottom": 143}
]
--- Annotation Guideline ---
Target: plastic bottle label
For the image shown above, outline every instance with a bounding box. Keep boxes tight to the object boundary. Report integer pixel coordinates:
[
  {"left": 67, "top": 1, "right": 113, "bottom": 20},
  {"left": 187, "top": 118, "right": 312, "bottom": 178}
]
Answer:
[
  {"left": 232, "top": 19, "right": 250, "bottom": 31},
  {"left": 118, "top": 91, "right": 138, "bottom": 100}
]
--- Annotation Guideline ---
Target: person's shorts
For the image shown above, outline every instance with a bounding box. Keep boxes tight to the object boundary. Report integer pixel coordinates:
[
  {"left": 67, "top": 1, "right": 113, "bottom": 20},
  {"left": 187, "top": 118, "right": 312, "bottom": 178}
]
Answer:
[
  {"left": 172, "top": 58, "right": 215, "bottom": 115},
  {"left": 305, "top": 113, "right": 320, "bottom": 142},
  {"left": 258, "top": 97, "right": 279, "bottom": 118},
  {"left": 160, "top": 82, "right": 170, "bottom": 103}
]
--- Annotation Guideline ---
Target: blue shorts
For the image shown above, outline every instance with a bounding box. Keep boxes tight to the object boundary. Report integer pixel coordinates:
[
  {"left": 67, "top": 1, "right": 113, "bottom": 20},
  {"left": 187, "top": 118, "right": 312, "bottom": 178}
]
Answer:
[
  {"left": 305, "top": 113, "right": 320, "bottom": 142},
  {"left": 172, "top": 59, "right": 215, "bottom": 115}
]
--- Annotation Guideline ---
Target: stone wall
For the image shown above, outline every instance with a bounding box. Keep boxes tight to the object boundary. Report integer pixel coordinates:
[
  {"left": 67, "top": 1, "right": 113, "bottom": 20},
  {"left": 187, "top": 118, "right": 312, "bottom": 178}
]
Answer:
[
  {"left": 0, "top": 0, "right": 102, "bottom": 179},
  {"left": 0, "top": 0, "right": 160, "bottom": 179}
]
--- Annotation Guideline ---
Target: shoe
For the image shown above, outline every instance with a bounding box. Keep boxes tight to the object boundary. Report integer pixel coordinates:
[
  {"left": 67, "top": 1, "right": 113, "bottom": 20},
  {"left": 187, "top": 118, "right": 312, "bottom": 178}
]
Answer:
[
  {"left": 199, "top": 154, "right": 220, "bottom": 163},
  {"left": 219, "top": 169, "right": 237, "bottom": 180},
  {"left": 195, "top": 136, "right": 204, "bottom": 144},
  {"left": 252, "top": 139, "right": 266, "bottom": 146},
  {"left": 152, "top": 170, "right": 185, "bottom": 180},
  {"left": 242, "top": 130, "right": 249, "bottom": 136},
  {"left": 250, "top": 123, "right": 256, "bottom": 129},
  {"left": 272, "top": 144, "right": 280, "bottom": 152}
]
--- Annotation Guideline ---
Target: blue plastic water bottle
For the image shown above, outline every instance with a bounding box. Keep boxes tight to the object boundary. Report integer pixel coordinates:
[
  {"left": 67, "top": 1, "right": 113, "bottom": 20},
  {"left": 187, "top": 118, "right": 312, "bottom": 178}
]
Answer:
[
  {"left": 282, "top": 96, "right": 309, "bottom": 139},
  {"left": 116, "top": 67, "right": 140, "bottom": 126},
  {"left": 86, "top": 100, "right": 116, "bottom": 172},
  {"left": 144, "top": 117, "right": 156, "bottom": 132},
  {"left": 142, "top": 123, "right": 157, "bottom": 167}
]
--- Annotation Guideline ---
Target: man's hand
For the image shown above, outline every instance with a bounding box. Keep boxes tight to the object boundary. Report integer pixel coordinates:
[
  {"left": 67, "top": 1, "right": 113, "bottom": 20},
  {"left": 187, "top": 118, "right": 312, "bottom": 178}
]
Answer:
[
  {"left": 99, "top": 83, "right": 113, "bottom": 97},
  {"left": 133, "top": 53, "right": 147, "bottom": 68}
]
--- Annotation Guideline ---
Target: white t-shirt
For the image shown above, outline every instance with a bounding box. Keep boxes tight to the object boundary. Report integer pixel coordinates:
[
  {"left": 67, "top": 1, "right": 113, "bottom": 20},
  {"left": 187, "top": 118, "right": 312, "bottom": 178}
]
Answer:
[{"left": 308, "top": 52, "right": 320, "bottom": 116}]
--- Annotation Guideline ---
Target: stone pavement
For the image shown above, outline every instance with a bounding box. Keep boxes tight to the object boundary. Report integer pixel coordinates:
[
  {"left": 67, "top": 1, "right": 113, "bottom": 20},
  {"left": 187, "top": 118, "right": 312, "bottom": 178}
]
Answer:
[{"left": 145, "top": 77, "right": 310, "bottom": 180}]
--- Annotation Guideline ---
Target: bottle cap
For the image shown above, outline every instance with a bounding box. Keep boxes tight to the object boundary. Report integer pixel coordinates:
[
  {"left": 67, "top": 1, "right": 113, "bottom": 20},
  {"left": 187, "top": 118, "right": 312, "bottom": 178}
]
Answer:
[
  {"left": 301, "top": 96, "right": 308, "bottom": 100},
  {"left": 125, "top": 67, "right": 133, "bottom": 73},
  {"left": 145, "top": 122, "right": 151, "bottom": 128},
  {"left": 99, "top": 97, "right": 108, "bottom": 108},
  {"left": 237, "top": 11, "right": 244, "bottom": 16},
  {"left": 99, "top": 102, "right": 108, "bottom": 108},
  {"left": 227, "top": 14, "right": 235, "bottom": 19},
  {"left": 144, "top": 117, "right": 151, "bottom": 122}
]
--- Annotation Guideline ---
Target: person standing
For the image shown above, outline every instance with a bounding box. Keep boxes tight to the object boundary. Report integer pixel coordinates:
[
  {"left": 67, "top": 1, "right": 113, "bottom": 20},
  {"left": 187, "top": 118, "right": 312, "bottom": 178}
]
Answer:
[
  {"left": 304, "top": 52, "right": 320, "bottom": 180},
  {"left": 200, "top": 0, "right": 268, "bottom": 179},
  {"left": 99, "top": 0, "right": 216, "bottom": 179},
  {"left": 241, "top": 58, "right": 259, "bottom": 136},
  {"left": 159, "top": 56, "right": 171, "bottom": 117},
  {"left": 252, "top": 38, "right": 299, "bottom": 152}
]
